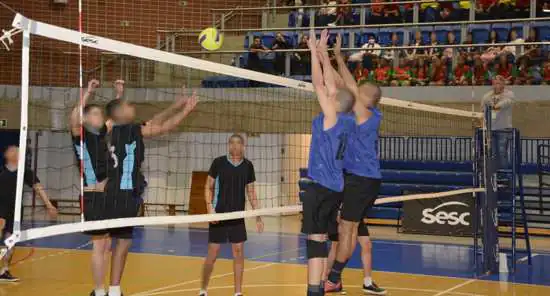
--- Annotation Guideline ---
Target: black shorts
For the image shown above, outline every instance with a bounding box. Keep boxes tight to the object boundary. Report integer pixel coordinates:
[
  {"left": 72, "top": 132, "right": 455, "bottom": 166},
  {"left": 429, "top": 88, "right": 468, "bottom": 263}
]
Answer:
[
  {"left": 83, "top": 191, "right": 139, "bottom": 239},
  {"left": 0, "top": 212, "right": 14, "bottom": 236},
  {"left": 208, "top": 220, "right": 247, "bottom": 244},
  {"left": 328, "top": 218, "right": 370, "bottom": 242},
  {"left": 301, "top": 182, "right": 343, "bottom": 235},
  {"left": 340, "top": 174, "right": 381, "bottom": 223}
]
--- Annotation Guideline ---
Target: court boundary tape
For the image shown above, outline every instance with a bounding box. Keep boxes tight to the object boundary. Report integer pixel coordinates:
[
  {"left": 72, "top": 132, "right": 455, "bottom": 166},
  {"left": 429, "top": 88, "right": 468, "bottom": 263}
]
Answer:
[
  {"left": 433, "top": 279, "right": 478, "bottom": 296},
  {"left": 143, "top": 283, "right": 487, "bottom": 296},
  {"left": 11, "top": 241, "right": 91, "bottom": 267}
]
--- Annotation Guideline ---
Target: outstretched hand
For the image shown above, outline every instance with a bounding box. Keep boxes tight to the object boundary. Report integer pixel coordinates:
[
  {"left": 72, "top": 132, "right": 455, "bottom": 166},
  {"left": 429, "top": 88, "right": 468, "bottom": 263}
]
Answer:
[
  {"left": 317, "top": 29, "right": 330, "bottom": 52},
  {"left": 182, "top": 91, "right": 199, "bottom": 114},
  {"left": 114, "top": 79, "right": 125, "bottom": 99},
  {"left": 87, "top": 79, "right": 99, "bottom": 94},
  {"left": 334, "top": 34, "right": 342, "bottom": 56},
  {"left": 306, "top": 29, "right": 317, "bottom": 51}
]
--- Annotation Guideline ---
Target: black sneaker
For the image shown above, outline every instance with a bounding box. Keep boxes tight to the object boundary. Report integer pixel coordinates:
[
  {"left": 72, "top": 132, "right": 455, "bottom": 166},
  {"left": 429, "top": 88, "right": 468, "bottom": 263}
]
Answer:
[
  {"left": 89, "top": 292, "right": 109, "bottom": 296},
  {"left": 0, "top": 270, "right": 19, "bottom": 282},
  {"left": 363, "top": 282, "right": 386, "bottom": 295}
]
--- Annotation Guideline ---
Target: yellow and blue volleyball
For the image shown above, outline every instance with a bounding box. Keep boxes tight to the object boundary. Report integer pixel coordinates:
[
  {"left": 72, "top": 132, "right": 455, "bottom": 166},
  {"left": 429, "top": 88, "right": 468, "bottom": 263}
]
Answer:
[{"left": 198, "top": 27, "right": 223, "bottom": 51}]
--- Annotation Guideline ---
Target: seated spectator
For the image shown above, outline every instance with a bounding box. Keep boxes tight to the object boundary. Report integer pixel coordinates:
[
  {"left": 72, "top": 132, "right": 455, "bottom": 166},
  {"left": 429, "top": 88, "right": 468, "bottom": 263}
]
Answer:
[
  {"left": 457, "top": 1, "right": 472, "bottom": 20},
  {"left": 442, "top": 31, "right": 458, "bottom": 63},
  {"left": 406, "top": 31, "right": 425, "bottom": 60},
  {"left": 524, "top": 27, "right": 541, "bottom": 59},
  {"left": 349, "top": 34, "right": 382, "bottom": 62},
  {"left": 248, "top": 37, "right": 271, "bottom": 72},
  {"left": 374, "top": 58, "right": 392, "bottom": 86},
  {"left": 402, "top": 1, "right": 414, "bottom": 22},
  {"left": 481, "top": 30, "right": 502, "bottom": 63},
  {"left": 382, "top": 32, "right": 404, "bottom": 61},
  {"left": 330, "top": 0, "right": 354, "bottom": 26},
  {"left": 317, "top": 0, "right": 338, "bottom": 26},
  {"left": 292, "top": 35, "right": 311, "bottom": 75},
  {"left": 429, "top": 57, "right": 448, "bottom": 86},
  {"left": 496, "top": 0, "right": 514, "bottom": 18},
  {"left": 472, "top": 57, "right": 491, "bottom": 85},
  {"left": 439, "top": 1, "right": 455, "bottom": 21},
  {"left": 514, "top": 56, "right": 540, "bottom": 85},
  {"left": 390, "top": 59, "right": 412, "bottom": 86},
  {"left": 353, "top": 63, "right": 370, "bottom": 82},
  {"left": 451, "top": 55, "right": 472, "bottom": 86},
  {"left": 369, "top": 0, "right": 385, "bottom": 24},
  {"left": 538, "top": 0, "right": 550, "bottom": 17},
  {"left": 460, "top": 32, "right": 478, "bottom": 63},
  {"left": 543, "top": 60, "right": 550, "bottom": 85},
  {"left": 421, "top": 1, "right": 440, "bottom": 22},
  {"left": 493, "top": 54, "right": 513, "bottom": 84},
  {"left": 385, "top": 0, "right": 402, "bottom": 24},
  {"left": 427, "top": 32, "right": 441, "bottom": 58},
  {"left": 514, "top": 0, "right": 531, "bottom": 18},
  {"left": 476, "top": 0, "right": 498, "bottom": 20},
  {"left": 412, "top": 57, "right": 429, "bottom": 86},
  {"left": 288, "top": 0, "right": 306, "bottom": 27},
  {"left": 272, "top": 33, "right": 291, "bottom": 75},
  {"left": 502, "top": 29, "right": 524, "bottom": 58}
]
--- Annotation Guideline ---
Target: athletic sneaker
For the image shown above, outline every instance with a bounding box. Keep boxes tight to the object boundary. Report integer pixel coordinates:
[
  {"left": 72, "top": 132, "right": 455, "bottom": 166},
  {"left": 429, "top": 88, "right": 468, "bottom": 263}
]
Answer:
[
  {"left": 0, "top": 270, "right": 19, "bottom": 282},
  {"left": 363, "top": 282, "right": 386, "bottom": 295},
  {"left": 198, "top": 291, "right": 207, "bottom": 296},
  {"left": 89, "top": 292, "right": 108, "bottom": 296},
  {"left": 325, "top": 280, "right": 343, "bottom": 293}
]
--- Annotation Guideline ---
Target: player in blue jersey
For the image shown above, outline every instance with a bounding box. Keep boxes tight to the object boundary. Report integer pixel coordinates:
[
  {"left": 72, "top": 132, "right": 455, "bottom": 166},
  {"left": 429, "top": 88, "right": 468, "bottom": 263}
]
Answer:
[
  {"left": 301, "top": 29, "right": 355, "bottom": 296},
  {"left": 325, "top": 34, "right": 386, "bottom": 295}
]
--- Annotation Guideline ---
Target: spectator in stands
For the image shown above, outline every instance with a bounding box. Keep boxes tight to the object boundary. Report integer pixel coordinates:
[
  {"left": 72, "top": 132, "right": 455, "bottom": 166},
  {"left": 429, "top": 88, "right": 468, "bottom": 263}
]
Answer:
[
  {"left": 460, "top": 32, "right": 478, "bottom": 64},
  {"left": 429, "top": 57, "right": 448, "bottom": 86},
  {"left": 524, "top": 27, "right": 541, "bottom": 59},
  {"left": 330, "top": 0, "right": 354, "bottom": 26},
  {"left": 317, "top": 0, "right": 338, "bottom": 26},
  {"left": 374, "top": 58, "right": 391, "bottom": 86},
  {"left": 538, "top": 0, "right": 550, "bottom": 17},
  {"left": 382, "top": 32, "right": 404, "bottom": 61},
  {"left": 272, "top": 33, "right": 291, "bottom": 75},
  {"left": 442, "top": 31, "right": 457, "bottom": 64},
  {"left": 287, "top": 0, "right": 306, "bottom": 27},
  {"left": 427, "top": 32, "right": 441, "bottom": 58},
  {"left": 390, "top": 59, "right": 412, "bottom": 86},
  {"left": 451, "top": 55, "right": 472, "bottom": 86},
  {"left": 494, "top": 54, "right": 513, "bottom": 84},
  {"left": 248, "top": 37, "right": 271, "bottom": 73},
  {"left": 406, "top": 31, "right": 425, "bottom": 60},
  {"left": 457, "top": 1, "right": 472, "bottom": 20},
  {"left": 402, "top": 1, "right": 414, "bottom": 22},
  {"left": 481, "top": 75, "right": 514, "bottom": 131},
  {"left": 412, "top": 57, "right": 429, "bottom": 86},
  {"left": 293, "top": 35, "right": 311, "bottom": 75},
  {"left": 514, "top": 0, "right": 531, "bottom": 18},
  {"left": 349, "top": 34, "right": 381, "bottom": 63},
  {"left": 421, "top": 1, "right": 440, "bottom": 22},
  {"left": 502, "top": 29, "right": 524, "bottom": 58},
  {"left": 472, "top": 56, "right": 491, "bottom": 85},
  {"left": 439, "top": 1, "right": 455, "bottom": 21},
  {"left": 476, "top": 0, "right": 498, "bottom": 19},
  {"left": 481, "top": 30, "right": 502, "bottom": 63},
  {"left": 369, "top": 0, "right": 385, "bottom": 24},
  {"left": 385, "top": 0, "right": 402, "bottom": 24},
  {"left": 543, "top": 60, "right": 550, "bottom": 84},
  {"left": 514, "top": 56, "right": 539, "bottom": 85},
  {"left": 496, "top": 0, "right": 514, "bottom": 18},
  {"left": 353, "top": 62, "right": 370, "bottom": 82}
]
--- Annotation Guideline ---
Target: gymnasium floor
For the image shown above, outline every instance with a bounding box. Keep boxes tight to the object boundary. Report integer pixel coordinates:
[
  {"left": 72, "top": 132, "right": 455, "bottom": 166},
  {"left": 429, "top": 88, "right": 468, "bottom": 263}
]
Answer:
[{"left": 2, "top": 216, "right": 550, "bottom": 296}]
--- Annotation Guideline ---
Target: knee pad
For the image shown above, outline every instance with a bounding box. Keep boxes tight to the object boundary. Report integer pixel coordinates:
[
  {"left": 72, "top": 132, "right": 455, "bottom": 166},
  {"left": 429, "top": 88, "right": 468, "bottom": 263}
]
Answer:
[{"left": 306, "top": 239, "right": 328, "bottom": 259}]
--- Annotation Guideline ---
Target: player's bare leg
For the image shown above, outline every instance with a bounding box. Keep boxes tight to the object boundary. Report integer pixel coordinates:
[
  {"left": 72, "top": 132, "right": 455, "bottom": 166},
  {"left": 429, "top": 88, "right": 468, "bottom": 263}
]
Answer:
[
  {"left": 232, "top": 242, "right": 245, "bottom": 295},
  {"left": 109, "top": 238, "right": 132, "bottom": 296},
  {"left": 90, "top": 236, "right": 111, "bottom": 296},
  {"left": 0, "top": 231, "right": 17, "bottom": 282},
  {"left": 200, "top": 243, "right": 221, "bottom": 295}
]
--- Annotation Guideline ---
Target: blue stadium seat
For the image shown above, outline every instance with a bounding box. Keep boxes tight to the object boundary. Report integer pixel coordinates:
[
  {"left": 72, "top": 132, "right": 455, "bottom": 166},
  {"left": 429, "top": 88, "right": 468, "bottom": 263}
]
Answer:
[
  {"left": 434, "top": 25, "right": 462, "bottom": 43},
  {"left": 378, "top": 28, "right": 404, "bottom": 46},
  {"left": 410, "top": 27, "right": 432, "bottom": 44},
  {"left": 380, "top": 160, "right": 473, "bottom": 172},
  {"left": 492, "top": 23, "right": 511, "bottom": 42},
  {"left": 469, "top": 24, "right": 491, "bottom": 43},
  {"left": 288, "top": 11, "right": 310, "bottom": 28},
  {"left": 534, "top": 22, "right": 550, "bottom": 40},
  {"left": 381, "top": 170, "right": 473, "bottom": 186},
  {"left": 260, "top": 32, "right": 276, "bottom": 48},
  {"left": 201, "top": 76, "right": 250, "bottom": 88}
]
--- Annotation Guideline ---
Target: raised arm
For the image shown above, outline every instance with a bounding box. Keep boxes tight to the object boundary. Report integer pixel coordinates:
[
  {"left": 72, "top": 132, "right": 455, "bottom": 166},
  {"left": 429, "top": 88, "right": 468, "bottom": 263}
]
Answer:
[
  {"left": 309, "top": 29, "right": 338, "bottom": 130},
  {"left": 141, "top": 92, "right": 198, "bottom": 138},
  {"left": 70, "top": 79, "right": 99, "bottom": 136},
  {"left": 333, "top": 34, "right": 359, "bottom": 97},
  {"left": 146, "top": 86, "right": 189, "bottom": 126}
]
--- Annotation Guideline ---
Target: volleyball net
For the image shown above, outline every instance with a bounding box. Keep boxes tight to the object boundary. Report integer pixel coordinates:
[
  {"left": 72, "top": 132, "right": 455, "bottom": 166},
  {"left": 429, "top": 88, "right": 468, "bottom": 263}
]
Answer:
[{"left": 2, "top": 13, "right": 484, "bottom": 250}]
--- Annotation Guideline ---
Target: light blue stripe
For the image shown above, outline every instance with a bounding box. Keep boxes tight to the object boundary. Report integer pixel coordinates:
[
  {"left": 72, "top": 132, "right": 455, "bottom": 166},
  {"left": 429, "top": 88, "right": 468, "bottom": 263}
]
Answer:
[
  {"left": 213, "top": 176, "right": 220, "bottom": 209},
  {"left": 74, "top": 143, "right": 98, "bottom": 185},
  {"left": 120, "top": 141, "right": 136, "bottom": 190}
]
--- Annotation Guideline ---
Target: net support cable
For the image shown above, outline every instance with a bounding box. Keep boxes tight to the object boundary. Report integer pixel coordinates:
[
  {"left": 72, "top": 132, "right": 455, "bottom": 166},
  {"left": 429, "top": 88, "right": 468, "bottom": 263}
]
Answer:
[{"left": 4, "top": 13, "right": 484, "bottom": 249}]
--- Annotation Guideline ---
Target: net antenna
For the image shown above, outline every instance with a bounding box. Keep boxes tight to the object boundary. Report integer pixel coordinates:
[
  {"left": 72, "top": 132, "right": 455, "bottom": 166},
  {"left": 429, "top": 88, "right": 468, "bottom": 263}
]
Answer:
[
  {"left": 4, "top": 12, "right": 485, "bottom": 253},
  {"left": 0, "top": 27, "right": 22, "bottom": 51}
]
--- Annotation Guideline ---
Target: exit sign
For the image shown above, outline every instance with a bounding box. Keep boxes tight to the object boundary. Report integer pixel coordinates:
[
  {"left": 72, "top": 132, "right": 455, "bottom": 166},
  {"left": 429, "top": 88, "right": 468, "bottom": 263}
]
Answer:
[{"left": 0, "top": 119, "right": 7, "bottom": 128}]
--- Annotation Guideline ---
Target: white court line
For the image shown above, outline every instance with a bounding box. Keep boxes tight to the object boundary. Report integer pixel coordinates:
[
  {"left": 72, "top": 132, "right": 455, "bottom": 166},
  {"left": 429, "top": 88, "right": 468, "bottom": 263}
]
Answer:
[
  {"left": 518, "top": 254, "right": 539, "bottom": 262},
  {"left": 14, "top": 240, "right": 91, "bottom": 266},
  {"left": 433, "top": 279, "right": 478, "bottom": 296},
  {"left": 144, "top": 284, "right": 487, "bottom": 296},
  {"left": 131, "top": 246, "right": 305, "bottom": 296}
]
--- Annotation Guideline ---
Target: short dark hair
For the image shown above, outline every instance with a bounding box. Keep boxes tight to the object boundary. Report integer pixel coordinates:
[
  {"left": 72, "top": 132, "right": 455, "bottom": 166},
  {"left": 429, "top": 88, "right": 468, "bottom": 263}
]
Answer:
[
  {"left": 83, "top": 103, "right": 102, "bottom": 115},
  {"left": 253, "top": 36, "right": 261, "bottom": 41},
  {"left": 2, "top": 145, "right": 17, "bottom": 158},
  {"left": 105, "top": 99, "right": 123, "bottom": 119},
  {"left": 228, "top": 134, "right": 245, "bottom": 144}
]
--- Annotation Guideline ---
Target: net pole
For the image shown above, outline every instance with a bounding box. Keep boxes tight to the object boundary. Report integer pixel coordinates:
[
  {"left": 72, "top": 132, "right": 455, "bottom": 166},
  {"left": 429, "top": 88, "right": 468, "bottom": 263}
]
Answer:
[
  {"left": 5, "top": 28, "right": 31, "bottom": 249},
  {"left": 78, "top": 0, "right": 85, "bottom": 223}
]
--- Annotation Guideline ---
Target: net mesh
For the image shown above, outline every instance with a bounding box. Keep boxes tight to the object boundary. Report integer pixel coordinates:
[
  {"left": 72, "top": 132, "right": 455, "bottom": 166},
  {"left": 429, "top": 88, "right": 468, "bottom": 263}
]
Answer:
[{"left": 2, "top": 13, "right": 482, "bottom": 243}]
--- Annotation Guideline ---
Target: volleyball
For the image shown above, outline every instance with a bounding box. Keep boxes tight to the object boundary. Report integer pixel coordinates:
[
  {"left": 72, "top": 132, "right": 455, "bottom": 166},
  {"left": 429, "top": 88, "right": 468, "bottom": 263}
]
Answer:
[{"left": 198, "top": 27, "right": 223, "bottom": 51}]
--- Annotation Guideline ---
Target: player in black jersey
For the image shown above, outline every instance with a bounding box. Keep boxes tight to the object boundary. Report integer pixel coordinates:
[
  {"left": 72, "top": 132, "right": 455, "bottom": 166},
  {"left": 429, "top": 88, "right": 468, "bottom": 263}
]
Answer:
[
  {"left": 0, "top": 145, "right": 57, "bottom": 282},
  {"left": 103, "top": 82, "right": 198, "bottom": 296},
  {"left": 199, "top": 134, "right": 263, "bottom": 296}
]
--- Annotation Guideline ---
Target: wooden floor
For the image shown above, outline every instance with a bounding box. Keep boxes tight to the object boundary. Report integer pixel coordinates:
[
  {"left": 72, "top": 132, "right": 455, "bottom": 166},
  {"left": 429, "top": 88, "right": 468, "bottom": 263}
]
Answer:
[{"left": 2, "top": 216, "right": 550, "bottom": 296}]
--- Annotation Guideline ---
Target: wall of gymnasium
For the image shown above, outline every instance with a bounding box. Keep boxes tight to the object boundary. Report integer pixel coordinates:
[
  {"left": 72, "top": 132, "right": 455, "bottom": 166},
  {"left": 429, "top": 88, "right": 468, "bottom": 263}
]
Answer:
[{"left": 0, "top": 0, "right": 264, "bottom": 86}]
